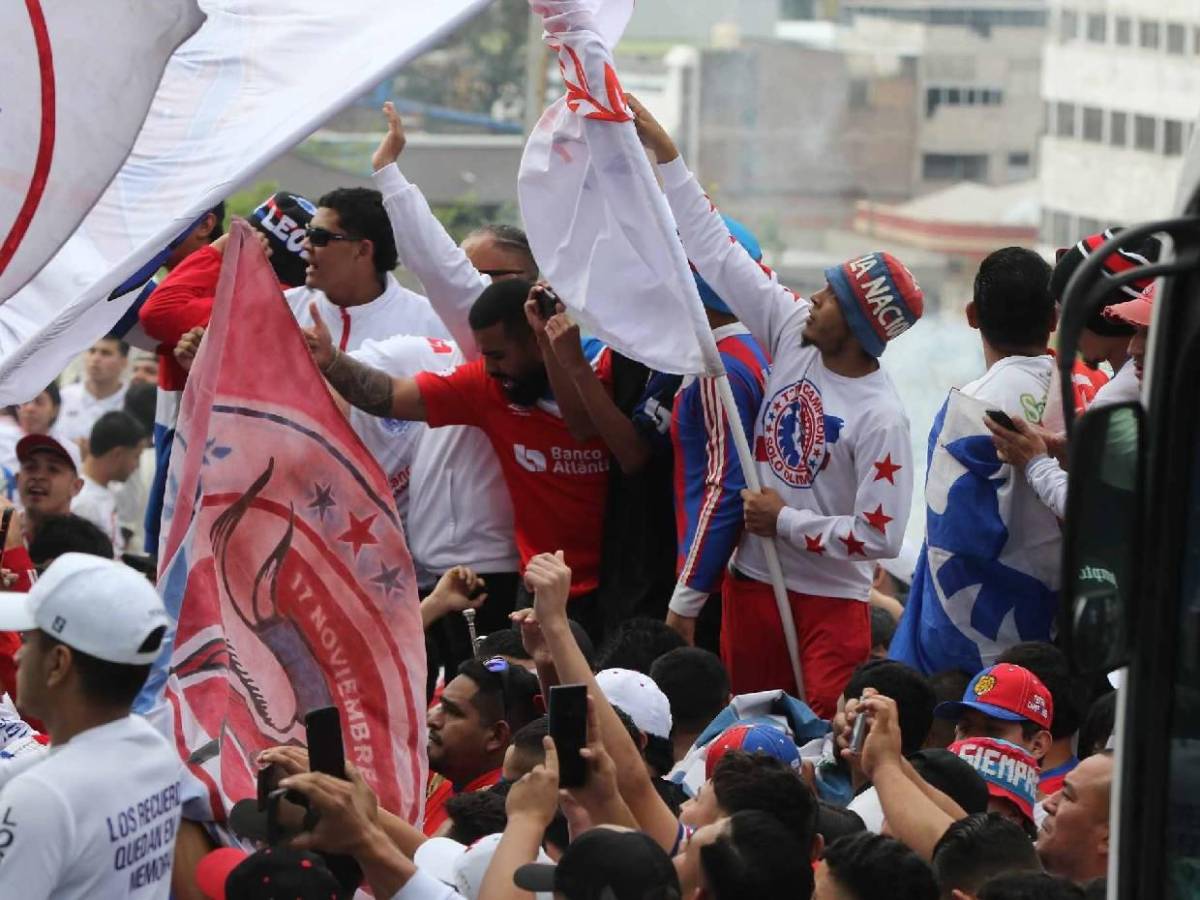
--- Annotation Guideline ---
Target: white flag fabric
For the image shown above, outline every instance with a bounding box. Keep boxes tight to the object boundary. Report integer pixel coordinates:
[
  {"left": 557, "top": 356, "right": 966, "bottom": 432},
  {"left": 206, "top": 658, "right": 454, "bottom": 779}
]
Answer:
[
  {"left": 517, "top": 0, "right": 722, "bottom": 377},
  {"left": 0, "top": 0, "right": 493, "bottom": 405},
  {"left": 0, "top": 0, "right": 203, "bottom": 302}
]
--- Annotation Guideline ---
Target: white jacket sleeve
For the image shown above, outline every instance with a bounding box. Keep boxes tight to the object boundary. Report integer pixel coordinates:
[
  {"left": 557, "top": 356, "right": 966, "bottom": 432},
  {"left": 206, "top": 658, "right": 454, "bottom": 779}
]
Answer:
[
  {"left": 658, "top": 156, "right": 810, "bottom": 359},
  {"left": 776, "top": 419, "right": 914, "bottom": 561},
  {"left": 373, "top": 164, "right": 487, "bottom": 360},
  {"left": 1024, "top": 454, "right": 1068, "bottom": 519}
]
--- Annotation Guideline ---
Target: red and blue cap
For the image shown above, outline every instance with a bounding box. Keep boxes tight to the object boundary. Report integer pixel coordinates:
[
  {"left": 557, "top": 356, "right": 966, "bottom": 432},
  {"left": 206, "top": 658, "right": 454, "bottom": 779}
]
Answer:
[
  {"left": 949, "top": 737, "right": 1040, "bottom": 825},
  {"left": 824, "top": 251, "right": 923, "bottom": 357},
  {"left": 704, "top": 720, "right": 801, "bottom": 780},
  {"left": 934, "top": 663, "right": 1054, "bottom": 731}
]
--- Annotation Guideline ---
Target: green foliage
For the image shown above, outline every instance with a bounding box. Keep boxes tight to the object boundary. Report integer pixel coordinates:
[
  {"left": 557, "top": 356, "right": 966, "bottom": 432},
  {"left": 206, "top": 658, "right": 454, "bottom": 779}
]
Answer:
[
  {"left": 225, "top": 179, "right": 280, "bottom": 221},
  {"left": 431, "top": 197, "right": 522, "bottom": 243}
]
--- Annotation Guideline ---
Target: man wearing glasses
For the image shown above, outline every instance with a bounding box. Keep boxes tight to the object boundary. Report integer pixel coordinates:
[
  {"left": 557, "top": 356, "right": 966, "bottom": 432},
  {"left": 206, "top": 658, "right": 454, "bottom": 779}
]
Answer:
[{"left": 423, "top": 655, "right": 541, "bottom": 836}]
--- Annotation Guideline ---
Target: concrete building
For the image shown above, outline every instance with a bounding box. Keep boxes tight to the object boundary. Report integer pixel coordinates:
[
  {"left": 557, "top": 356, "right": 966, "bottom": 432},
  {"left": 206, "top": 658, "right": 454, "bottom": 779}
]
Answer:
[{"left": 1039, "top": 0, "right": 1200, "bottom": 247}]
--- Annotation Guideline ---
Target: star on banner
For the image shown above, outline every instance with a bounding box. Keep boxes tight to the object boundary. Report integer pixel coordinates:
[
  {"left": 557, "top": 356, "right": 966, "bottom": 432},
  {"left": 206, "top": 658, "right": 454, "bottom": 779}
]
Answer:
[
  {"left": 863, "top": 504, "right": 893, "bottom": 535},
  {"left": 338, "top": 512, "right": 379, "bottom": 558},
  {"left": 804, "top": 534, "right": 826, "bottom": 555},
  {"left": 839, "top": 531, "right": 867, "bottom": 557},
  {"left": 202, "top": 438, "right": 232, "bottom": 466},
  {"left": 872, "top": 454, "right": 902, "bottom": 485},
  {"left": 371, "top": 562, "right": 405, "bottom": 597},
  {"left": 308, "top": 483, "right": 336, "bottom": 522}
]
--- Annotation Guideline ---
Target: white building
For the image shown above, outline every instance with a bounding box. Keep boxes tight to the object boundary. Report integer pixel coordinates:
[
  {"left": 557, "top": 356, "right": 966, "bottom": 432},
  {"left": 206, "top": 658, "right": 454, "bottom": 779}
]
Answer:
[{"left": 1039, "top": 0, "right": 1200, "bottom": 246}]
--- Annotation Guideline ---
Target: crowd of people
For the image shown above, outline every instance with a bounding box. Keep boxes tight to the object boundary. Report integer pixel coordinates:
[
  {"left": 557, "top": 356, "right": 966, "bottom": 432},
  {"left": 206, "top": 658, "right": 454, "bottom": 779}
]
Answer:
[{"left": 0, "top": 95, "right": 1151, "bottom": 899}]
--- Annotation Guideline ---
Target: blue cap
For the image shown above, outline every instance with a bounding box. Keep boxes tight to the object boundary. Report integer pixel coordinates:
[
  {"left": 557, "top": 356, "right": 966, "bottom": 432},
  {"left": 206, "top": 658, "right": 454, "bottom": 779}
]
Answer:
[{"left": 693, "top": 216, "right": 762, "bottom": 315}]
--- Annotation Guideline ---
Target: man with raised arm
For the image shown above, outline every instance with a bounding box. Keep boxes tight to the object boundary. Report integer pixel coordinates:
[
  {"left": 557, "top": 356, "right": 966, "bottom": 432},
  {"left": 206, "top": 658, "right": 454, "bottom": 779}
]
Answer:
[{"left": 629, "top": 97, "right": 922, "bottom": 717}]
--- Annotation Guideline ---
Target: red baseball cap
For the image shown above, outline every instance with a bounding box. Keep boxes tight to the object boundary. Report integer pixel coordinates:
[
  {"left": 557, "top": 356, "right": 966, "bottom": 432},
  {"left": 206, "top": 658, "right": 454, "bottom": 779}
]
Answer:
[
  {"left": 15, "top": 433, "right": 82, "bottom": 472},
  {"left": 934, "top": 663, "right": 1053, "bottom": 731},
  {"left": 1104, "top": 282, "right": 1155, "bottom": 328}
]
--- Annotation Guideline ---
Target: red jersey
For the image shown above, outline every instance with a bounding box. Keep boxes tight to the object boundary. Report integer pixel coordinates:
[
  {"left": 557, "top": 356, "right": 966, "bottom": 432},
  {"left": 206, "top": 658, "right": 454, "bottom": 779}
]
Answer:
[
  {"left": 139, "top": 244, "right": 224, "bottom": 391},
  {"left": 0, "top": 546, "right": 37, "bottom": 698},
  {"left": 415, "top": 359, "right": 610, "bottom": 597},
  {"left": 423, "top": 768, "right": 502, "bottom": 836},
  {"left": 1070, "top": 359, "right": 1109, "bottom": 412}
]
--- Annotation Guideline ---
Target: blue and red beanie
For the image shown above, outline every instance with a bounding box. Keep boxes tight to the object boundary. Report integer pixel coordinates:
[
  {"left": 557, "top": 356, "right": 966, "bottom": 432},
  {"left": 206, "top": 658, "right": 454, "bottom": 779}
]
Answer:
[
  {"left": 693, "top": 216, "right": 762, "bottom": 316},
  {"left": 704, "top": 720, "right": 801, "bottom": 780},
  {"left": 824, "top": 251, "right": 923, "bottom": 357}
]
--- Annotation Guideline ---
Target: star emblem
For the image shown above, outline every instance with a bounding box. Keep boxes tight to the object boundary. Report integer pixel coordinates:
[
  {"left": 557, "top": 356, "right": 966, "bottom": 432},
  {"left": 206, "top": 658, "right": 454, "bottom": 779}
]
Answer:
[
  {"left": 863, "top": 504, "right": 893, "bottom": 535},
  {"left": 337, "top": 512, "right": 379, "bottom": 558},
  {"left": 872, "top": 454, "right": 902, "bottom": 484},
  {"left": 308, "top": 483, "right": 336, "bottom": 522},
  {"left": 804, "top": 534, "right": 826, "bottom": 555},
  {"left": 840, "top": 531, "right": 867, "bottom": 557},
  {"left": 370, "top": 562, "right": 405, "bottom": 597}
]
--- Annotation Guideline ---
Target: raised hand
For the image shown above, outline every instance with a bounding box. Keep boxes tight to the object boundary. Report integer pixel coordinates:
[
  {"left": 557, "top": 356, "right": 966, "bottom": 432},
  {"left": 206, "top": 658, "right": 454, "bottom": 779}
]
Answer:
[
  {"left": 371, "top": 101, "right": 407, "bottom": 172},
  {"left": 625, "top": 93, "right": 679, "bottom": 164},
  {"left": 174, "top": 326, "right": 206, "bottom": 372},
  {"left": 524, "top": 551, "right": 572, "bottom": 626},
  {"left": 302, "top": 301, "right": 336, "bottom": 371}
]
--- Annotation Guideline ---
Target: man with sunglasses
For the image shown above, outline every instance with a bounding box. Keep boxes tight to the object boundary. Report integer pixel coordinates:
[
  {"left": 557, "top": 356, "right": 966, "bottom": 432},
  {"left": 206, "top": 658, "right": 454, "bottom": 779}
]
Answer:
[{"left": 424, "top": 655, "right": 541, "bottom": 836}]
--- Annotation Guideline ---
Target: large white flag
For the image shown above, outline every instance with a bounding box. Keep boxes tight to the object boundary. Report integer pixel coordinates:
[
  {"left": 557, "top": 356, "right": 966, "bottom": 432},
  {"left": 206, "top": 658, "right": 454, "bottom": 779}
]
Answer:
[
  {"left": 0, "top": 0, "right": 494, "bottom": 405},
  {"left": 0, "top": 1, "right": 203, "bottom": 302},
  {"left": 517, "top": 0, "right": 722, "bottom": 377}
]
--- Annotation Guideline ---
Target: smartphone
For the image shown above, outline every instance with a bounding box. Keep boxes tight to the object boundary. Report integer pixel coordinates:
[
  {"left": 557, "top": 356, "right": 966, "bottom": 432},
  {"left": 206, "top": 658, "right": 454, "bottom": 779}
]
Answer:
[
  {"left": 985, "top": 409, "right": 1019, "bottom": 432},
  {"left": 849, "top": 711, "right": 869, "bottom": 755},
  {"left": 305, "top": 706, "right": 346, "bottom": 780},
  {"left": 536, "top": 284, "right": 561, "bottom": 320},
  {"left": 549, "top": 684, "right": 589, "bottom": 788}
]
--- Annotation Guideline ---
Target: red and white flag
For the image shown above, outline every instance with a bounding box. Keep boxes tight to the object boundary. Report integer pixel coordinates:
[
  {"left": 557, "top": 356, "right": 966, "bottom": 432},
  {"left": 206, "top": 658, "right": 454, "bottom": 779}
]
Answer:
[
  {"left": 518, "top": 0, "right": 722, "bottom": 377},
  {"left": 156, "top": 221, "right": 427, "bottom": 823},
  {"left": 0, "top": 0, "right": 203, "bottom": 300}
]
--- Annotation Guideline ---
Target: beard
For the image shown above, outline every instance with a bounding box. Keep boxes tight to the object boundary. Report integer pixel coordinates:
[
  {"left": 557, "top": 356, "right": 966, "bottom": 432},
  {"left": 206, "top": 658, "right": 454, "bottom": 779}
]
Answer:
[{"left": 501, "top": 367, "right": 550, "bottom": 406}]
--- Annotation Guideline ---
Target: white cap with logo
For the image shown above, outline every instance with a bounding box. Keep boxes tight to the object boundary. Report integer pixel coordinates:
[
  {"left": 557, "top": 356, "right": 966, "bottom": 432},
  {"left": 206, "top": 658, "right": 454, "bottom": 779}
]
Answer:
[{"left": 0, "top": 553, "right": 169, "bottom": 664}]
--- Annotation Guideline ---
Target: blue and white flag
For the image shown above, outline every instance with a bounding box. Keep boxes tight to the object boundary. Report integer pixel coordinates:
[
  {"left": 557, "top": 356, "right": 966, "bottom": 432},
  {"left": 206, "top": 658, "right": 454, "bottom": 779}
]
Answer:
[
  {"left": 890, "top": 389, "right": 1061, "bottom": 675},
  {"left": 0, "top": 0, "right": 492, "bottom": 405}
]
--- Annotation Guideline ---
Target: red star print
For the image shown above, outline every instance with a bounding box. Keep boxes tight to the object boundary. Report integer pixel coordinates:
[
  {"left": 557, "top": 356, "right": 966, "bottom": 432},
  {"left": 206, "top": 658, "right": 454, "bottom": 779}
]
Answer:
[
  {"left": 338, "top": 512, "right": 379, "bottom": 558},
  {"left": 840, "top": 531, "right": 867, "bottom": 556},
  {"left": 873, "top": 454, "right": 902, "bottom": 484},
  {"left": 863, "top": 504, "right": 893, "bottom": 535},
  {"left": 805, "top": 534, "right": 826, "bottom": 555}
]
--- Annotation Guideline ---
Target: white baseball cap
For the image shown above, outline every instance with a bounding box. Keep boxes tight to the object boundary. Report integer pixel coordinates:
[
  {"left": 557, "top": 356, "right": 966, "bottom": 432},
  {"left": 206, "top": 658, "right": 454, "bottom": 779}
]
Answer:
[
  {"left": 415, "top": 834, "right": 552, "bottom": 900},
  {"left": 596, "top": 667, "right": 673, "bottom": 739},
  {"left": 0, "top": 553, "right": 169, "bottom": 664}
]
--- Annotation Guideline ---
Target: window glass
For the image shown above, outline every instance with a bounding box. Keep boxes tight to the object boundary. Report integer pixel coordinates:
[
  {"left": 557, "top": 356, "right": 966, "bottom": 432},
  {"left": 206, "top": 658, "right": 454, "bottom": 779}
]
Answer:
[
  {"left": 1086, "top": 13, "right": 1107, "bottom": 43},
  {"left": 1111, "top": 112, "right": 1128, "bottom": 147},
  {"left": 1083, "top": 107, "right": 1104, "bottom": 143},
  {"left": 1140, "top": 20, "right": 1161, "bottom": 49},
  {"left": 1135, "top": 115, "right": 1158, "bottom": 151},
  {"left": 1057, "top": 103, "right": 1077, "bottom": 139}
]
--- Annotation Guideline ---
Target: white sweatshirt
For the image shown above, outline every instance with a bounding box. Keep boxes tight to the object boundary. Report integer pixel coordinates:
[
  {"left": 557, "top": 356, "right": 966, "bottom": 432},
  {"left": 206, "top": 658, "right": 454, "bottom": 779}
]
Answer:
[
  {"left": 369, "top": 164, "right": 518, "bottom": 582},
  {"left": 285, "top": 274, "right": 450, "bottom": 350},
  {"left": 661, "top": 157, "right": 913, "bottom": 601}
]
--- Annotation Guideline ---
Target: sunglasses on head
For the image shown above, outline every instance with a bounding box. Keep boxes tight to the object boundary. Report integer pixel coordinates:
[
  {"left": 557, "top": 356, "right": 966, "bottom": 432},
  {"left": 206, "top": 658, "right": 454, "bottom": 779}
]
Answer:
[
  {"left": 304, "top": 226, "right": 359, "bottom": 247},
  {"left": 483, "top": 655, "right": 522, "bottom": 718}
]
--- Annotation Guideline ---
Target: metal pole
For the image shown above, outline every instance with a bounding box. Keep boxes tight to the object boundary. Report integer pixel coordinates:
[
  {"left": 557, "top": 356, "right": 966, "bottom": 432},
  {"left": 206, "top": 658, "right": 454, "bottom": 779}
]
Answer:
[{"left": 523, "top": 9, "right": 547, "bottom": 135}]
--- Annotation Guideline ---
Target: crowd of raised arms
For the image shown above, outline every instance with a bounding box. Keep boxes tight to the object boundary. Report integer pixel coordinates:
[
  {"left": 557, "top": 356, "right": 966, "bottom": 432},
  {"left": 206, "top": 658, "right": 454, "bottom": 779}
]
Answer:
[{"left": 0, "top": 95, "right": 1155, "bottom": 900}]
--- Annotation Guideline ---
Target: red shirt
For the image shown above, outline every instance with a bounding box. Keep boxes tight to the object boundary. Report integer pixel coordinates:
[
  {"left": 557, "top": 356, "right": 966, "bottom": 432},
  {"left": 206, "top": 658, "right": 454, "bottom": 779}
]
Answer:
[
  {"left": 0, "top": 546, "right": 37, "bottom": 698},
  {"left": 139, "top": 244, "right": 225, "bottom": 391},
  {"left": 1070, "top": 359, "right": 1109, "bottom": 412},
  {"left": 415, "top": 359, "right": 610, "bottom": 597},
  {"left": 423, "top": 768, "right": 503, "bottom": 836}
]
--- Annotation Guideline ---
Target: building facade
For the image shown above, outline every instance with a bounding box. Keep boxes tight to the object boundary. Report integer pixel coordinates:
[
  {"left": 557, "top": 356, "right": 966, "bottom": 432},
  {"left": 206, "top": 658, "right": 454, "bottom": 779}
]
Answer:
[{"left": 1039, "top": 0, "right": 1200, "bottom": 246}]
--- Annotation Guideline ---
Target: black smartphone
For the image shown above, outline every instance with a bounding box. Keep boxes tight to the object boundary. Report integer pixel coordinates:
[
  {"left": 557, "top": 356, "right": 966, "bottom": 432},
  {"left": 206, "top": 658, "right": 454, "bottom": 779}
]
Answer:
[
  {"left": 986, "top": 409, "right": 1019, "bottom": 432},
  {"left": 536, "top": 284, "right": 561, "bottom": 320},
  {"left": 549, "top": 684, "right": 589, "bottom": 788},
  {"left": 305, "top": 706, "right": 346, "bottom": 780}
]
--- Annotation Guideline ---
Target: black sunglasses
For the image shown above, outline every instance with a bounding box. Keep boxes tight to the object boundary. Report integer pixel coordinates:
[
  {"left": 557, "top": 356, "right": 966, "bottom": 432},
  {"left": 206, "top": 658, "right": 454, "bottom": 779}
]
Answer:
[
  {"left": 483, "top": 655, "right": 521, "bottom": 718},
  {"left": 304, "top": 225, "right": 359, "bottom": 247}
]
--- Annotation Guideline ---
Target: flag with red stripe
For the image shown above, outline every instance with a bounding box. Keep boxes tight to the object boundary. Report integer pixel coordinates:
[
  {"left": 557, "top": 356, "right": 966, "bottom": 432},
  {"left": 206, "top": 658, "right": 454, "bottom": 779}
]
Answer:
[{"left": 157, "top": 221, "right": 427, "bottom": 823}]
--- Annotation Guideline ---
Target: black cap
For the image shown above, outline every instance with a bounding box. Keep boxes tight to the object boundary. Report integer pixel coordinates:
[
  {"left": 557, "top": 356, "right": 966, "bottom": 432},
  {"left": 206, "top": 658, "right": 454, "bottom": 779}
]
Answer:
[
  {"left": 249, "top": 191, "right": 316, "bottom": 288},
  {"left": 909, "top": 748, "right": 989, "bottom": 815},
  {"left": 513, "top": 828, "right": 680, "bottom": 900}
]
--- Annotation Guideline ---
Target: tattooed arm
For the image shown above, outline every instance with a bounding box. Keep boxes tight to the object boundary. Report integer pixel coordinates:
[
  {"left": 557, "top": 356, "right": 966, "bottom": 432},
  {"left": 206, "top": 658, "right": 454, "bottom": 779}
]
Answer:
[{"left": 303, "top": 303, "right": 427, "bottom": 421}]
